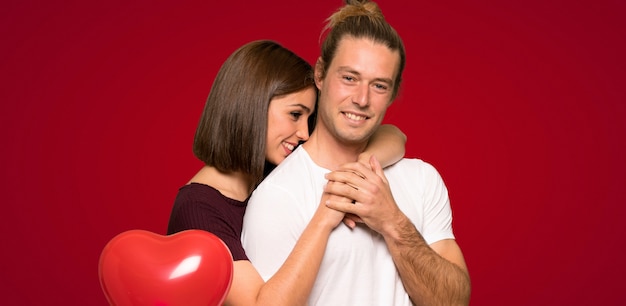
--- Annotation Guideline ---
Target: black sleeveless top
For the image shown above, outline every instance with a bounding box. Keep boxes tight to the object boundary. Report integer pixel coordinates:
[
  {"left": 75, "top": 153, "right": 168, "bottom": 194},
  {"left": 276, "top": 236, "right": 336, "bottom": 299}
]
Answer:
[{"left": 167, "top": 183, "right": 248, "bottom": 260}]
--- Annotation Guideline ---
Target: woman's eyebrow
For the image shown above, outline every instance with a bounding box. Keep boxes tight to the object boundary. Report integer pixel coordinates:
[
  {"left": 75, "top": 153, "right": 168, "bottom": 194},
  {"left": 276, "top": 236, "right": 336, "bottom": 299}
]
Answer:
[{"left": 290, "top": 104, "right": 312, "bottom": 113}]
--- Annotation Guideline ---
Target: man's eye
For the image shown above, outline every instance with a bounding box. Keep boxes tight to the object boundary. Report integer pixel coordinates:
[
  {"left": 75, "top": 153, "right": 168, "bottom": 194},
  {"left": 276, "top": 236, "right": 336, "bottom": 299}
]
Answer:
[
  {"left": 343, "top": 76, "right": 355, "bottom": 82},
  {"left": 374, "top": 84, "right": 388, "bottom": 90}
]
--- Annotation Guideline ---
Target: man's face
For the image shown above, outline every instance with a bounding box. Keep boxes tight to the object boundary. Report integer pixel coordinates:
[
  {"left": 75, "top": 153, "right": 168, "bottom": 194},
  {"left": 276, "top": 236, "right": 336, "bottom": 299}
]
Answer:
[{"left": 315, "top": 36, "right": 400, "bottom": 145}]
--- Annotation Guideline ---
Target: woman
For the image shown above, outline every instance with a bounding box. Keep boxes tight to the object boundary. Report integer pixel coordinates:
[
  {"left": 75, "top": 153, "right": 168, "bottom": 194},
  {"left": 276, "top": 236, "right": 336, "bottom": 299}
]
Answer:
[{"left": 167, "top": 40, "right": 405, "bottom": 305}]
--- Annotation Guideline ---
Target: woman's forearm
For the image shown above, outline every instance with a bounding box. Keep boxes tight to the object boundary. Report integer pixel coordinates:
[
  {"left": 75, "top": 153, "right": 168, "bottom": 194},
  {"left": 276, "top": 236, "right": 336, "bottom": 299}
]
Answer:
[{"left": 361, "top": 124, "right": 406, "bottom": 168}]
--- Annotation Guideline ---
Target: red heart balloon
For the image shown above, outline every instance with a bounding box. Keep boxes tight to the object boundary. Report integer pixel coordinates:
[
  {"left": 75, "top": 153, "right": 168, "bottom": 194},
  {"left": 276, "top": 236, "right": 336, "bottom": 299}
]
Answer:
[{"left": 99, "top": 229, "right": 233, "bottom": 306}]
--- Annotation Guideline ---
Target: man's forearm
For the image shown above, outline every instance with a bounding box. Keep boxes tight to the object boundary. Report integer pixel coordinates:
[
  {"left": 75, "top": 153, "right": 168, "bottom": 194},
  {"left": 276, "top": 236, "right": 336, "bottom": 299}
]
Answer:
[{"left": 385, "top": 217, "right": 471, "bottom": 306}]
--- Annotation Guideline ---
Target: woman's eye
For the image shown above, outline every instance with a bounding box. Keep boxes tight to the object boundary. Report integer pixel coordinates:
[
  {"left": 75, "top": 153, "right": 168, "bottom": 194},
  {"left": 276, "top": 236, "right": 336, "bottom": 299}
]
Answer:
[{"left": 291, "top": 112, "right": 302, "bottom": 119}]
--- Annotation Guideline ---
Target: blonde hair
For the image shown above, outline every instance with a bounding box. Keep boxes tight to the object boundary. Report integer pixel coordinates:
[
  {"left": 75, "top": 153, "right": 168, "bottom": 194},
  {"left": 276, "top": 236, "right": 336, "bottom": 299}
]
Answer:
[
  {"left": 323, "top": 0, "right": 385, "bottom": 33},
  {"left": 319, "top": 0, "right": 405, "bottom": 99}
]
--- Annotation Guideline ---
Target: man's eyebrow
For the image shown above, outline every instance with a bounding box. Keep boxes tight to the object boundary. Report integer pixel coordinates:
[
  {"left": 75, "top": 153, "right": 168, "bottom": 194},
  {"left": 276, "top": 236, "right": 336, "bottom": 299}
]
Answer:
[{"left": 337, "top": 66, "right": 360, "bottom": 75}]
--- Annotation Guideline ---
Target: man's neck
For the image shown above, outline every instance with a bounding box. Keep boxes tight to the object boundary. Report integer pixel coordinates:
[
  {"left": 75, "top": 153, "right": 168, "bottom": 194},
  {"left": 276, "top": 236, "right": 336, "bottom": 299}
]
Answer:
[{"left": 302, "top": 129, "right": 368, "bottom": 170}]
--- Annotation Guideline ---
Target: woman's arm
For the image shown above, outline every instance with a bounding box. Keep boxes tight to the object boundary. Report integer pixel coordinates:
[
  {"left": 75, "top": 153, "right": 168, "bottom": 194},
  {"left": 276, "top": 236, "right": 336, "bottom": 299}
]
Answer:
[
  {"left": 360, "top": 124, "right": 406, "bottom": 168},
  {"left": 226, "top": 193, "right": 344, "bottom": 306},
  {"left": 226, "top": 125, "right": 406, "bottom": 305}
]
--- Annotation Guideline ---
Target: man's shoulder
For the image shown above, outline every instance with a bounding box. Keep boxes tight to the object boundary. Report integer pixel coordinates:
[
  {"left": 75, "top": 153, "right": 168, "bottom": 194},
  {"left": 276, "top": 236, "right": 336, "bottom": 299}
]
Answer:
[
  {"left": 250, "top": 147, "right": 321, "bottom": 205},
  {"left": 389, "top": 157, "right": 437, "bottom": 172},
  {"left": 386, "top": 158, "right": 443, "bottom": 181},
  {"left": 257, "top": 146, "right": 317, "bottom": 190}
]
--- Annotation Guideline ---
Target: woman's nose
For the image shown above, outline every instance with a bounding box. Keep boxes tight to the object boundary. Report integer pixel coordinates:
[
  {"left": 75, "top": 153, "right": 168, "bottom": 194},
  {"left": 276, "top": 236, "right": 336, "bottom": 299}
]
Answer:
[{"left": 296, "top": 120, "right": 310, "bottom": 141}]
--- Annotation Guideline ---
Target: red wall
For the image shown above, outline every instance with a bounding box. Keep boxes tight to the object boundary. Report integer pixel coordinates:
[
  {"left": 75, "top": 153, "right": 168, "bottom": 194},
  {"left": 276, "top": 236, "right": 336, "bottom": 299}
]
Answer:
[{"left": 2, "top": 1, "right": 624, "bottom": 305}]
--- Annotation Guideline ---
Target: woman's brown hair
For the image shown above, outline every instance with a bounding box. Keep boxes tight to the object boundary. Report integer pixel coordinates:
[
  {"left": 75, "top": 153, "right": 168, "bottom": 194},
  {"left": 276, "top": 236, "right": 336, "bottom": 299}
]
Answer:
[{"left": 193, "top": 40, "right": 315, "bottom": 186}]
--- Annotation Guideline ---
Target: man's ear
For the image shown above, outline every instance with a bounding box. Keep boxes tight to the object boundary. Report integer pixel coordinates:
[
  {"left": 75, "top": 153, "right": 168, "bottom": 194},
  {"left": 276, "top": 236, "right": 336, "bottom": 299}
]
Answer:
[{"left": 314, "top": 57, "right": 325, "bottom": 89}]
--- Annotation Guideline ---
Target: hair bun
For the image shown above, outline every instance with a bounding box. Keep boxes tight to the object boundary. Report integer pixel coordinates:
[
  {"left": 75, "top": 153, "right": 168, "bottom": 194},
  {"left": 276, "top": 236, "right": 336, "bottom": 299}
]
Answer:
[
  {"left": 328, "top": 0, "right": 383, "bottom": 28},
  {"left": 344, "top": 0, "right": 368, "bottom": 4}
]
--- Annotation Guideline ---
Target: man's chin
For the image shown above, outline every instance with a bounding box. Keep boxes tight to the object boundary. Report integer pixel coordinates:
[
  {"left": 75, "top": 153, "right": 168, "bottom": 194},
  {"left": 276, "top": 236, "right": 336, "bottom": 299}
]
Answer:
[{"left": 337, "top": 128, "right": 377, "bottom": 144}]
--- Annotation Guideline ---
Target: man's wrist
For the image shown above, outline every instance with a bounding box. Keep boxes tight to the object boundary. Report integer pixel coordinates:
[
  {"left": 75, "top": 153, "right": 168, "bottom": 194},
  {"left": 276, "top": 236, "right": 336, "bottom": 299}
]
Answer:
[{"left": 383, "top": 213, "right": 425, "bottom": 247}]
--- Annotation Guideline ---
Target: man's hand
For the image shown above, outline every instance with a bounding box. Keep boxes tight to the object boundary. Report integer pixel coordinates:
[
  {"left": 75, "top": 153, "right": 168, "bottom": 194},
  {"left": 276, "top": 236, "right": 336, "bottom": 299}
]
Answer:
[
  {"left": 323, "top": 156, "right": 404, "bottom": 236},
  {"left": 325, "top": 156, "right": 471, "bottom": 305}
]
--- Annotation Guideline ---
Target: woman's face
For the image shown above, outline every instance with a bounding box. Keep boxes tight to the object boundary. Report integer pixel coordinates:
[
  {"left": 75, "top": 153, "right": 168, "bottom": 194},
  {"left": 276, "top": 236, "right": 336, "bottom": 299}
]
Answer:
[{"left": 265, "top": 87, "right": 316, "bottom": 165}]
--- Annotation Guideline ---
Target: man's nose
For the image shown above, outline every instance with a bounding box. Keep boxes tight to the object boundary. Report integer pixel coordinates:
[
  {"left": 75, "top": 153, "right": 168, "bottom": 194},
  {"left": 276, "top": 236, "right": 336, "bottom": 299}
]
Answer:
[{"left": 352, "top": 84, "right": 370, "bottom": 107}]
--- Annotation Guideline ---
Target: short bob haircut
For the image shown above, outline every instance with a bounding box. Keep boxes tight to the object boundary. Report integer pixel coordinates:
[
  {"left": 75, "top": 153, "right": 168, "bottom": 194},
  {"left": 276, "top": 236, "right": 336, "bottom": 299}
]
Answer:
[{"left": 193, "top": 40, "right": 315, "bottom": 186}]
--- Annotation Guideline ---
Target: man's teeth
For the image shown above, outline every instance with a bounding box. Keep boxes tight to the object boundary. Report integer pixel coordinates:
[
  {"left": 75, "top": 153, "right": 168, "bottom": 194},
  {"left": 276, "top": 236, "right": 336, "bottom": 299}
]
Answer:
[
  {"left": 284, "top": 142, "right": 295, "bottom": 151},
  {"left": 345, "top": 113, "right": 366, "bottom": 121}
]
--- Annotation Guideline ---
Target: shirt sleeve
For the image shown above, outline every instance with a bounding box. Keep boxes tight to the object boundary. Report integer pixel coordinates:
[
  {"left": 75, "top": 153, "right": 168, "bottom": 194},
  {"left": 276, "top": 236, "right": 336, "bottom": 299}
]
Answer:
[{"left": 420, "top": 161, "right": 455, "bottom": 245}]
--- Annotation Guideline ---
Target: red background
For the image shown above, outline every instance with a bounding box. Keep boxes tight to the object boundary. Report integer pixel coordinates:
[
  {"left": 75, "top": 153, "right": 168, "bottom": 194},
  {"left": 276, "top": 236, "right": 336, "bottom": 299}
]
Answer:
[{"left": 2, "top": 0, "right": 625, "bottom": 305}]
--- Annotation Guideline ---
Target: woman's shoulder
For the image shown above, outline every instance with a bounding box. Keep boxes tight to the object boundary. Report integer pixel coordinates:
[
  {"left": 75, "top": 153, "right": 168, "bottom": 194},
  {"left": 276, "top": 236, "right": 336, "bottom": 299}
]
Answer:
[{"left": 173, "top": 183, "right": 247, "bottom": 214}]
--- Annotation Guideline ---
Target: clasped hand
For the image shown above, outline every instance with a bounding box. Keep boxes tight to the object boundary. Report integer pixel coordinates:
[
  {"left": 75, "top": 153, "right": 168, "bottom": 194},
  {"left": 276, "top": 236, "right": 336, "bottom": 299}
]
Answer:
[{"left": 323, "top": 155, "right": 401, "bottom": 235}]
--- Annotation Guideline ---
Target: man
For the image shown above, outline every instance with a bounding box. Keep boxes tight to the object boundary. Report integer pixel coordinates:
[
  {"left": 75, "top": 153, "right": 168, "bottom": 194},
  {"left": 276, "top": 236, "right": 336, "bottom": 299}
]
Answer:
[{"left": 242, "top": 1, "right": 471, "bottom": 305}]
